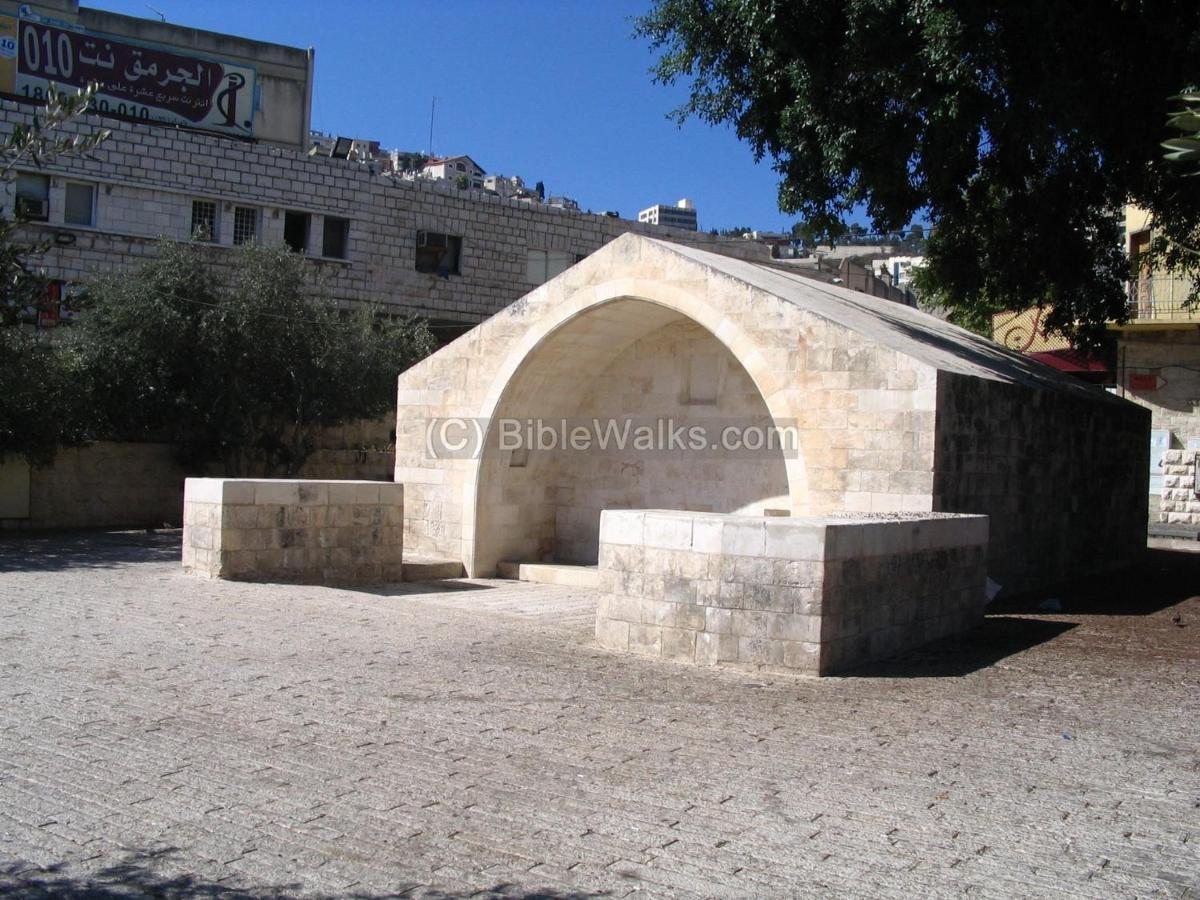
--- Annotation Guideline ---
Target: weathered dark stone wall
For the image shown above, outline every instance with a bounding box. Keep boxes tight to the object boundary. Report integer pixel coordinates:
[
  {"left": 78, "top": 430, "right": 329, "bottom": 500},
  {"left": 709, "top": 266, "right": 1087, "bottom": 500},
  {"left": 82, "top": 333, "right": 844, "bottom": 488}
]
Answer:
[{"left": 933, "top": 373, "right": 1149, "bottom": 594}]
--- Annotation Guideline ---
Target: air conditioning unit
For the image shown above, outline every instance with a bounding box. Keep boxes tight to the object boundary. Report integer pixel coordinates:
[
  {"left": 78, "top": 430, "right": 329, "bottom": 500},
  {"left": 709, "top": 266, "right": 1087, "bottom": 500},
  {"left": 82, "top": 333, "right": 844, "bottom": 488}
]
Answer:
[
  {"left": 16, "top": 197, "right": 48, "bottom": 220},
  {"left": 417, "top": 230, "right": 447, "bottom": 249}
]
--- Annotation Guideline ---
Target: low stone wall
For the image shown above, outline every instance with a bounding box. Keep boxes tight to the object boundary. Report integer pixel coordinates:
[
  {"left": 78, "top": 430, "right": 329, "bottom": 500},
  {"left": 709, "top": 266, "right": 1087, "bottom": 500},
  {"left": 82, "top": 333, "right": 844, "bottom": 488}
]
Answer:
[
  {"left": 1160, "top": 450, "right": 1199, "bottom": 525},
  {"left": 183, "top": 478, "right": 404, "bottom": 584},
  {"left": 0, "top": 442, "right": 186, "bottom": 531},
  {"left": 595, "top": 509, "right": 988, "bottom": 675}
]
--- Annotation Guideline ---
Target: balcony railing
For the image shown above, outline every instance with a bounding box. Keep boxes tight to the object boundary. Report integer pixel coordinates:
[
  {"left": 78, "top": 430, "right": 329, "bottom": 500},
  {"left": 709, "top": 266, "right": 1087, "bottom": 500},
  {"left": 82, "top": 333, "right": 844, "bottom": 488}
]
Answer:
[{"left": 1127, "top": 274, "right": 1200, "bottom": 322}]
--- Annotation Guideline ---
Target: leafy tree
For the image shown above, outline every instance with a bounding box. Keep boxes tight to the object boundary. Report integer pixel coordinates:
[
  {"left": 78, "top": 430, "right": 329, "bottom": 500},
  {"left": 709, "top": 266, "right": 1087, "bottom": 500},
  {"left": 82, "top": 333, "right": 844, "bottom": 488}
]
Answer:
[
  {"left": 0, "top": 84, "right": 110, "bottom": 465},
  {"left": 636, "top": 3, "right": 1200, "bottom": 345},
  {"left": 74, "top": 241, "right": 434, "bottom": 475},
  {"left": 1146, "top": 90, "right": 1200, "bottom": 275},
  {"left": 790, "top": 219, "right": 846, "bottom": 247}
]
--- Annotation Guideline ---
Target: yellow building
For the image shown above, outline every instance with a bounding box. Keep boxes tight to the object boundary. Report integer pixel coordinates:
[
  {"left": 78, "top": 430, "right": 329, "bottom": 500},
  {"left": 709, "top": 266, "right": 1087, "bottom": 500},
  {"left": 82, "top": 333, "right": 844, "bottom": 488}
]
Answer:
[{"left": 1111, "top": 204, "right": 1200, "bottom": 510}]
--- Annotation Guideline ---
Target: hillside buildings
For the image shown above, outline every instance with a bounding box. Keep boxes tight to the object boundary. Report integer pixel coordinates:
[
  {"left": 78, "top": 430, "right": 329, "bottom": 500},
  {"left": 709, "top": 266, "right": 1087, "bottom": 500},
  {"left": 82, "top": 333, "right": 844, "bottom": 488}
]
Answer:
[{"left": 421, "top": 155, "right": 485, "bottom": 190}]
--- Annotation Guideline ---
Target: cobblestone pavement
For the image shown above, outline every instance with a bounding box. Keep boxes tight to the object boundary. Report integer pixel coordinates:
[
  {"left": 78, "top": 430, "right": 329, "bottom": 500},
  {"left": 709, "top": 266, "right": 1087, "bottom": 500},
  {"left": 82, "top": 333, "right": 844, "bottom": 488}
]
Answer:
[{"left": 0, "top": 531, "right": 1198, "bottom": 899}]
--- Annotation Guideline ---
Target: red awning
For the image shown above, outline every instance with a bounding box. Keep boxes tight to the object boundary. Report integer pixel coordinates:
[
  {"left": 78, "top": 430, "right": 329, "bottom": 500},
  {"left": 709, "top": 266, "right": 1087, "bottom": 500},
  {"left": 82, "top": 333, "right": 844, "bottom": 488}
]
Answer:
[{"left": 1028, "top": 349, "right": 1110, "bottom": 373}]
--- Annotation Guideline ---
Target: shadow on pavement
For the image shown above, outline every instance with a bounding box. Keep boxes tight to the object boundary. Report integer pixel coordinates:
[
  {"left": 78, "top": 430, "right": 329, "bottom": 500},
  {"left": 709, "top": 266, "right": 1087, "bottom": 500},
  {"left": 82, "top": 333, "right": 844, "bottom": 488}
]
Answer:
[
  {"left": 0, "top": 850, "right": 607, "bottom": 899},
  {"left": 840, "top": 615, "right": 1076, "bottom": 678},
  {"left": 990, "top": 548, "right": 1200, "bottom": 616},
  {"left": 355, "top": 578, "right": 499, "bottom": 596},
  {"left": 0, "top": 529, "right": 181, "bottom": 573}
]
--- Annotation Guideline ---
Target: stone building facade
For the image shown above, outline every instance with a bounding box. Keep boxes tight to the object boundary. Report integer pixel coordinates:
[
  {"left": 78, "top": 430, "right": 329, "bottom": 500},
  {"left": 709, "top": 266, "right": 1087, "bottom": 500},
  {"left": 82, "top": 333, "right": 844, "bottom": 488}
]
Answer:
[
  {"left": 394, "top": 234, "right": 1149, "bottom": 595},
  {"left": 1118, "top": 204, "right": 1200, "bottom": 511},
  {"left": 1, "top": 100, "right": 762, "bottom": 332}
]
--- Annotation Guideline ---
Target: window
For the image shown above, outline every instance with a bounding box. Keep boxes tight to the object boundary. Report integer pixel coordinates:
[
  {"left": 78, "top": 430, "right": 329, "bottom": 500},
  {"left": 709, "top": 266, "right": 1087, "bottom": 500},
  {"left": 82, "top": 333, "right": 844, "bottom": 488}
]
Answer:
[
  {"left": 64, "top": 182, "right": 95, "bottom": 227},
  {"left": 415, "top": 231, "right": 462, "bottom": 275},
  {"left": 191, "top": 200, "right": 218, "bottom": 242},
  {"left": 455, "top": 162, "right": 465, "bottom": 172},
  {"left": 15, "top": 173, "right": 49, "bottom": 221},
  {"left": 683, "top": 353, "right": 721, "bottom": 405},
  {"left": 232, "top": 206, "right": 258, "bottom": 245},
  {"left": 283, "top": 211, "right": 309, "bottom": 253},
  {"left": 525, "top": 249, "right": 575, "bottom": 284},
  {"left": 322, "top": 216, "right": 349, "bottom": 258}
]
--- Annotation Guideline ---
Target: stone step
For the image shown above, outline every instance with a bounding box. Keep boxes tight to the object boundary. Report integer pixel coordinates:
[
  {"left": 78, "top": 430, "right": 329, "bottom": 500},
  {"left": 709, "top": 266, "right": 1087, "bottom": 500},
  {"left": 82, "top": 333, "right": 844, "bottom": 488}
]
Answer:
[
  {"left": 1148, "top": 521, "right": 1200, "bottom": 540},
  {"left": 496, "top": 561, "right": 600, "bottom": 589},
  {"left": 402, "top": 557, "right": 467, "bottom": 582}
]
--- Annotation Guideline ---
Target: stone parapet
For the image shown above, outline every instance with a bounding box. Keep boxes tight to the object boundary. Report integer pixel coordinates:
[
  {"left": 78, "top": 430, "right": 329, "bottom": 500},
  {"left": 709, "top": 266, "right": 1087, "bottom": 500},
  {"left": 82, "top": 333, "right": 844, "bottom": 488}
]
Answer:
[
  {"left": 1160, "top": 450, "right": 1200, "bottom": 525},
  {"left": 595, "top": 509, "right": 988, "bottom": 675},
  {"left": 182, "top": 478, "right": 404, "bottom": 584}
]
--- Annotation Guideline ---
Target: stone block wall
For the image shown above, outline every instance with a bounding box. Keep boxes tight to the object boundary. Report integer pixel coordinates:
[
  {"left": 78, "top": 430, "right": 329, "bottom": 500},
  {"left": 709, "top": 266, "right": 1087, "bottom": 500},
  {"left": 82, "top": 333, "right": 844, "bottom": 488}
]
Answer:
[
  {"left": 595, "top": 509, "right": 988, "bottom": 675},
  {"left": 0, "top": 442, "right": 185, "bottom": 531},
  {"left": 934, "top": 372, "right": 1148, "bottom": 594},
  {"left": 0, "top": 100, "right": 765, "bottom": 328},
  {"left": 182, "top": 478, "right": 404, "bottom": 584},
  {"left": 0, "top": 415, "right": 398, "bottom": 532},
  {"left": 1160, "top": 450, "right": 1199, "bottom": 525}
]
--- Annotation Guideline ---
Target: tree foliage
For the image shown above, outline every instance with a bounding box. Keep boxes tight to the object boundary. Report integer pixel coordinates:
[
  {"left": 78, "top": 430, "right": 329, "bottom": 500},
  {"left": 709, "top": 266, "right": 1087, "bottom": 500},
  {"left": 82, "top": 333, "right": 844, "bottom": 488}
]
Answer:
[
  {"left": 73, "top": 241, "right": 435, "bottom": 475},
  {"left": 636, "top": 2, "right": 1200, "bottom": 344},
  {"left": 0, "top": 84, "right": 109, "bottom": 465}
]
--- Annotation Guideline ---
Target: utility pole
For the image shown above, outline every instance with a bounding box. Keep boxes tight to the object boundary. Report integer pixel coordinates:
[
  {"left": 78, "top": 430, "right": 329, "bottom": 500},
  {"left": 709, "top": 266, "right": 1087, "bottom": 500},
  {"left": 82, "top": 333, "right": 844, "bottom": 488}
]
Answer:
[{"left": 428, "top": 97, "right": 438, "bottom": 157}]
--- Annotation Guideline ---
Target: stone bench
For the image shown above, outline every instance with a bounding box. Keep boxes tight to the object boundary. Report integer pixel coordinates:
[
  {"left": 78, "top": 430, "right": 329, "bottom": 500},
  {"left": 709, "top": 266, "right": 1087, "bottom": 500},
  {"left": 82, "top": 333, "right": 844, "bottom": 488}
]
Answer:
[
  {"left": 595, "top": 509, "right": 988, "bottom": 675},
  {"left": 182, "top": 478, "right": 404, "bottom": 584}
]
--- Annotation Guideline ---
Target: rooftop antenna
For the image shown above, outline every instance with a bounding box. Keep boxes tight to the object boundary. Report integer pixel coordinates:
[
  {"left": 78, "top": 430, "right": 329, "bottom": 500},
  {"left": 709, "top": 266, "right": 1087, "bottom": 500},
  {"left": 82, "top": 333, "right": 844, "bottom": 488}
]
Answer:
[
  {"left": 145, "top": 4, "right": 166, "bottom": 21},
  {"left": 428, "top": 96, "right": 438, "bottom": 157}
]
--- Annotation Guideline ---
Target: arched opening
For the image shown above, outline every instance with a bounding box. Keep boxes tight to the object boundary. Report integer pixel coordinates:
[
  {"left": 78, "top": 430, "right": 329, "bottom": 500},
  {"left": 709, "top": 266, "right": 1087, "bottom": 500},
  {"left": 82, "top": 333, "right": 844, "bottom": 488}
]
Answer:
[{"left": 471, "top": 297, "right": 793, "bottom": 575}]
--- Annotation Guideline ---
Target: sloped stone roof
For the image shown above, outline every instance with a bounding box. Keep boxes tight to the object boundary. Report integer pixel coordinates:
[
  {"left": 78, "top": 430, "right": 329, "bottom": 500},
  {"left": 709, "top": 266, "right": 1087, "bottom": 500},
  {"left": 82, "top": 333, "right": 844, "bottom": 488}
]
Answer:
[{"left": 651, "top": 238, "right": 1119, "bottom": 403}]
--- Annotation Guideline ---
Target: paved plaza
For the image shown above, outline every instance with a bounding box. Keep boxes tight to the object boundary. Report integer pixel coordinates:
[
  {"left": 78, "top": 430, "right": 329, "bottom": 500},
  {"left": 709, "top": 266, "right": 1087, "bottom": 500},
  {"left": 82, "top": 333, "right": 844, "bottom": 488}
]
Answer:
[{"left": 0, "top": 531, "right": 1198, "bottom": 898}]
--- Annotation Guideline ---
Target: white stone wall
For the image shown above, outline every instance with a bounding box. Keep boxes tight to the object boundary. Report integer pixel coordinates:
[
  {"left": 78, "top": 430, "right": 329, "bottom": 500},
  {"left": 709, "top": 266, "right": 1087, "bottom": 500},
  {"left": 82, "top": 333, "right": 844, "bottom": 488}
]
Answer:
[
  {"left": 1160, "top": 450, "right": 1199, "bottom": 525},
  {"left": 182, "top": 478, "right": 404, "bottom": 584},
  {"left": 595, "top": 509, "right": 989, "bottom": 675},
  {"left": 0, "top": 101, "right": 768, "bottom": 326}
]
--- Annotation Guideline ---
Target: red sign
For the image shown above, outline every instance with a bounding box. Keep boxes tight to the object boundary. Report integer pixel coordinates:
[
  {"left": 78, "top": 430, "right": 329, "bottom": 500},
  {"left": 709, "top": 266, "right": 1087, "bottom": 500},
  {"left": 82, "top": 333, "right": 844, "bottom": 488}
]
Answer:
[{"left": 1129, "top": 373, "right": 1159, "bottom": 391}]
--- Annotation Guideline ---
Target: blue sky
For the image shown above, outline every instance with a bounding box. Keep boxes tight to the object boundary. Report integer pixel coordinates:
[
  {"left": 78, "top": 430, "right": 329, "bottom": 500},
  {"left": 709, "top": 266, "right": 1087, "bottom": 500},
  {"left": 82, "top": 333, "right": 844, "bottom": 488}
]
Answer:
[{"left": 87, "top": 0, "right": 796, "bottom": 232}]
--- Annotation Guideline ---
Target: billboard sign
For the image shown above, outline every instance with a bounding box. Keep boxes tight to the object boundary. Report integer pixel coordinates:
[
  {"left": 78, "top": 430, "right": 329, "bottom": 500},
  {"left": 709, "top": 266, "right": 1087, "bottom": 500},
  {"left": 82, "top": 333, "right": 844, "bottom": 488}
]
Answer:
[{"left": 0, "top": 13, "right": 256, "bottom": 138}]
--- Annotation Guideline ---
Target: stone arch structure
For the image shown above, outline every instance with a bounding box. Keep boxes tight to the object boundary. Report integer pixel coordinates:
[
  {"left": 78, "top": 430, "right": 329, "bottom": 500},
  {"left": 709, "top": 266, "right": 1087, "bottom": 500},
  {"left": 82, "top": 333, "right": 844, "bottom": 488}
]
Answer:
[
  {"left": 467, "top": 293, "right": 799, "bottom": 574},
  {"left": 394, "top": 233, "right": 1146, "bottom": 591},
  {"left": 393, "top": 234, "right": 931, "bottom": 577}
]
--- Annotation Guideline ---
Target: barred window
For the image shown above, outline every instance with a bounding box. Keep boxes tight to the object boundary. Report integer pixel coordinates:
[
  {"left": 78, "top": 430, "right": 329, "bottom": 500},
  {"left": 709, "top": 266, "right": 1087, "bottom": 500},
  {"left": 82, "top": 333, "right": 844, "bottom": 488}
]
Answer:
[
  {"left": 233, "top": 206, "right": 258, "bottom": 245},
  {"left": 191, "top": 200, "right": 217, "bottom": 242}
]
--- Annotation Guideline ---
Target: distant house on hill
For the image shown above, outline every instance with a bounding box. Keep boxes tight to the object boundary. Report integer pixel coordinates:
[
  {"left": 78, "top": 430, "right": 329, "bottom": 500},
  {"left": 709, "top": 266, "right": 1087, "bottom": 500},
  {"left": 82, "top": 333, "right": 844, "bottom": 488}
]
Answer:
[{"left": 422, "top": 155, "right": 486, "bottom": 189}]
